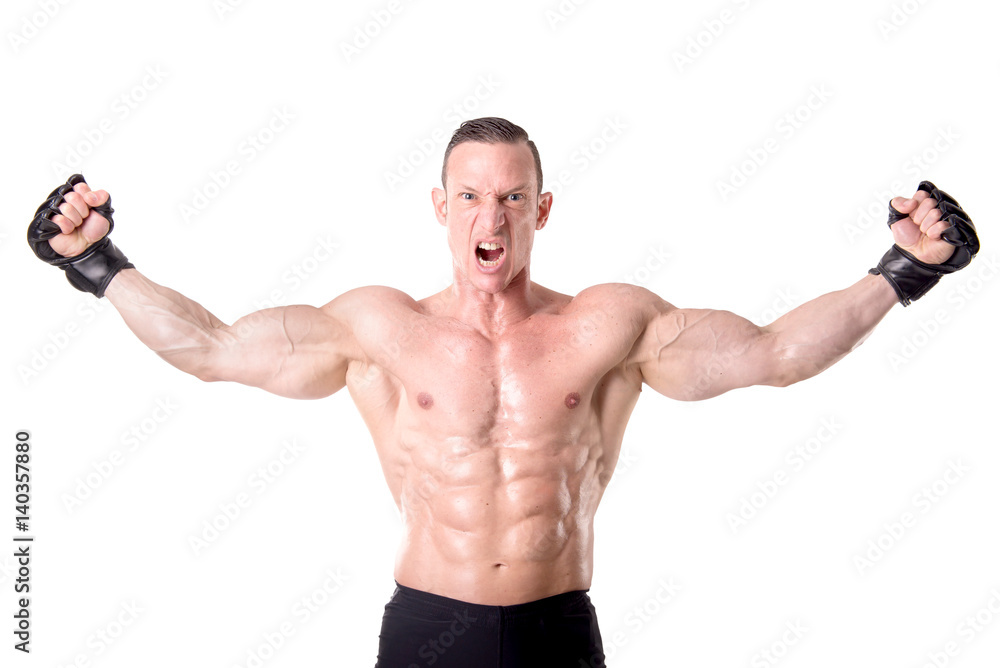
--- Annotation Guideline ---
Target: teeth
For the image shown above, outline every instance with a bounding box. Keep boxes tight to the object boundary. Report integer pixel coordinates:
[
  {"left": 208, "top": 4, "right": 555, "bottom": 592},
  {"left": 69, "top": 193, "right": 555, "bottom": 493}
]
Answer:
[{"left": 476, "top": 241, "right": 504, "bottom": 268}]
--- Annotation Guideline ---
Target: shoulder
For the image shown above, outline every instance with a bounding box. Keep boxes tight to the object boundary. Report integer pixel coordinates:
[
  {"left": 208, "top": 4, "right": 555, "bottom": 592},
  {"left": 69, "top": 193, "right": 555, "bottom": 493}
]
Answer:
[
  {"left": 319, "top": 286, "right": 422, "bottom": 334},
  {"left": 316, "top": 287, "right": 427, "bottom": 365},
  {"left": 566, "top": 282, "right": 675, "bottom": 323},
  {"left": 321, "top": 285, "right": 420, "bottom": 313},
  {"left": 555, "top": 283, "right": 680, "bottom": 363}
]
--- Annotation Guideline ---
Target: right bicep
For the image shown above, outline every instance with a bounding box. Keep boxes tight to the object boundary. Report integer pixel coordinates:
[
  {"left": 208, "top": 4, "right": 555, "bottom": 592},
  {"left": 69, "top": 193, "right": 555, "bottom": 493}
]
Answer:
[{"left": 203, "top": 302, "right": 357, "bottom": 399}]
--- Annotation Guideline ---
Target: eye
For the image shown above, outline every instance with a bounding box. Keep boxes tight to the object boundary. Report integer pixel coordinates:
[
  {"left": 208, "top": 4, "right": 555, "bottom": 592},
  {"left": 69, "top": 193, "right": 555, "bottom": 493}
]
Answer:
[
  {"left": 507, "top": 194, "right": 524, "bottom": 202},
  {"left": 460, "top": 193, "right": 474, "bottom": 201}
]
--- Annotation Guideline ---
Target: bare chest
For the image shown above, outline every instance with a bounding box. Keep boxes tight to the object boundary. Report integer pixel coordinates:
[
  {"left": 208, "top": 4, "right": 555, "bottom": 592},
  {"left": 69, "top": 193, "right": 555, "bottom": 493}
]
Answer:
[{"left": 347, "top": 310, "right": 639, "bottom": 444}]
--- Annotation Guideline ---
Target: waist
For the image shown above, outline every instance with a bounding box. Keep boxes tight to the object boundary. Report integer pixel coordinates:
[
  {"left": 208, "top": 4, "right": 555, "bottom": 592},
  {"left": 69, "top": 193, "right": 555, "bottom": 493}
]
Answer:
[
  {"left": 395, "top": 543, "right": 593, "bottom": 604},
  {"left": 387, "top": 581, "right": 593, "bottom": 626}
]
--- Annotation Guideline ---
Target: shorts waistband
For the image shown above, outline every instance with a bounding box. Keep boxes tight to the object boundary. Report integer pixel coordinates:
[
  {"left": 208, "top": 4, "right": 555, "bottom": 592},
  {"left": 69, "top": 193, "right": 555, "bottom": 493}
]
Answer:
[{"left": 389, "top": 581, "right": 592, "bottom": 625}]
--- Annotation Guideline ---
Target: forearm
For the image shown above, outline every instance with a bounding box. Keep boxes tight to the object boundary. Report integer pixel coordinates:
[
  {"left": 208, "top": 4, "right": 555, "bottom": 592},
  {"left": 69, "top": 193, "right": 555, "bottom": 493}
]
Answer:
[
  {"left": 103, "top": 268, "right": 227, "bottom": 379},
  {"left": 764, "top": 273, "right": 897, "bottom": 385}
]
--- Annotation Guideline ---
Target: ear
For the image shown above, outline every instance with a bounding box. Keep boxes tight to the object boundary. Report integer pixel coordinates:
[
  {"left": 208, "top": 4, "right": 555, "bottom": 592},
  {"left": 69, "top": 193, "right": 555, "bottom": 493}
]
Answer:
[
  {"left": 432, "top": 187, "right": 447, "bottom": 226},
  {"left": 535, "top": 191, "right": 553, "bottom": 231}
]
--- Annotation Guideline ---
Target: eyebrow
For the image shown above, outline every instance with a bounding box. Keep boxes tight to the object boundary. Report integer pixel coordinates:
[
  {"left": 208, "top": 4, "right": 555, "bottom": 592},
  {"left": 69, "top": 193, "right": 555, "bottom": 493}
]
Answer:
[{"left": 456, "top": 183, "right": 532, "bottom": 196}]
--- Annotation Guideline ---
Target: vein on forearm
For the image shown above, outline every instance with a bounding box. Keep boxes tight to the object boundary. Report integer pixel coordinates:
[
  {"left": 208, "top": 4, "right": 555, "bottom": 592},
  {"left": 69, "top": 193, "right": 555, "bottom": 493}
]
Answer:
[{"left": 767, "top": 276, "right": 894, "bottom": 383}]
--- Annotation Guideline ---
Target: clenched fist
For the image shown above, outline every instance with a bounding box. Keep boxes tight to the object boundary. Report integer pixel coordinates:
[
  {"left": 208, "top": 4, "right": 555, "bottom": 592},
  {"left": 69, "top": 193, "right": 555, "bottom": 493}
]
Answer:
[
  {"left": 47, "top": 182, "right": 113, "bottom": 258},
  {"left": 870, "top": 180, "right": 979, "bottom": 306},
  {"left": 888, "top": 188, "right": 960, "bottom": 266},
  {"left": 28, "top": 174, "right": 133, "bottom": 297}
]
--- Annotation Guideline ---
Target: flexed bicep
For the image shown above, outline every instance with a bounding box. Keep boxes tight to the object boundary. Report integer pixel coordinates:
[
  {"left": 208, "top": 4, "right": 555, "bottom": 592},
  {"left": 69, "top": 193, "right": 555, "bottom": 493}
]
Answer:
[
  {"left": 200, "top": 299, "right": 361, "bottom": 400},
  {"left": 629, "top": 301, "right": 780, "bottom": 401}
]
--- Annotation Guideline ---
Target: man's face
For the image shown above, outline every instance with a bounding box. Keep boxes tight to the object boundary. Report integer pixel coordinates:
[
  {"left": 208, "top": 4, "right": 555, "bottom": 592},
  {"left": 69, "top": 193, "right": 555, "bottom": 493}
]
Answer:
[{"left": 433, "top": 141, "right": 552, "bottom": 294}]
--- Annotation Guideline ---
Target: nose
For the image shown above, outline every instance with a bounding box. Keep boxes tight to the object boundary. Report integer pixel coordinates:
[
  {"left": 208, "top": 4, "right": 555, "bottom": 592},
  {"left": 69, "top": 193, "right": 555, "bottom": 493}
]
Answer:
[{"left": 480, "top": 197, "right": 506, "bottom": 233}]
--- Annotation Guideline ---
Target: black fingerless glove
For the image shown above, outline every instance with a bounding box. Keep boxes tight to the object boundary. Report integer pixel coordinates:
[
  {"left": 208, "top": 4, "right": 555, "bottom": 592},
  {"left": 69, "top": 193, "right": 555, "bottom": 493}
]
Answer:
[
  {"left": 869, "top": 181, "right": 980, "bottom": 306},
  {"left": 27, "top": 174, "right": 133, "bottom": 298}
]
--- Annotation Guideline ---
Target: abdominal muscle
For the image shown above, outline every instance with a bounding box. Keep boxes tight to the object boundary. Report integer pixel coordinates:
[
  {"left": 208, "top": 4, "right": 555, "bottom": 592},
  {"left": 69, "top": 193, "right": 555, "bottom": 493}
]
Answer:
[
  {"left": 389, "top": 425, "right": 606, "bottom": 606},
  {"left": 346, "top": 284, "right": 644, "bottom": 606}
]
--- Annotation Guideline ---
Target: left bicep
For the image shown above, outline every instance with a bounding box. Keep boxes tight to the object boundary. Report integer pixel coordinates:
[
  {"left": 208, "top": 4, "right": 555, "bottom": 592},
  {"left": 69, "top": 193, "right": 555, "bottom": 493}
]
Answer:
[{"left": 627, "top": 303, "right": 785, "bottom": 401}]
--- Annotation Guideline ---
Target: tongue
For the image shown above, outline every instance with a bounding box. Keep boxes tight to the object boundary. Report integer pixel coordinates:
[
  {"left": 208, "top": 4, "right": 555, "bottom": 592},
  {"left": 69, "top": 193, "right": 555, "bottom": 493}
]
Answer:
[{"left": 480, "top": 247, "right": 503, "bottom": 262}]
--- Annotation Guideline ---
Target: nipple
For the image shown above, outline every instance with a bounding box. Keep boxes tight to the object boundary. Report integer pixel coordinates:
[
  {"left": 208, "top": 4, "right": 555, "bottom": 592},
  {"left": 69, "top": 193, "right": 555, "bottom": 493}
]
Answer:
[
  {"left": 417, "top": 392, "right": 434, "bottom": 409},
  {"left": 565, "top": 392, "right": 581, "bottom": 409}
]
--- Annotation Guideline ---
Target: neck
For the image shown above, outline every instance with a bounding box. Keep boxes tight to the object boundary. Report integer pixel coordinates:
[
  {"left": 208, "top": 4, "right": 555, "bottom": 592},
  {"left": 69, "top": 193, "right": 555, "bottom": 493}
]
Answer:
[{"left": 446, "top": 263, "right": 538, "bottom": 336}]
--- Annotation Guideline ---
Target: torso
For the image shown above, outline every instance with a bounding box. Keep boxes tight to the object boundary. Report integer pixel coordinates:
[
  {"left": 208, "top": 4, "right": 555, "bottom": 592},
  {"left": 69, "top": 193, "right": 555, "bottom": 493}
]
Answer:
[{"left": 344, "top": 282, "right": 648, "bottom": 605}]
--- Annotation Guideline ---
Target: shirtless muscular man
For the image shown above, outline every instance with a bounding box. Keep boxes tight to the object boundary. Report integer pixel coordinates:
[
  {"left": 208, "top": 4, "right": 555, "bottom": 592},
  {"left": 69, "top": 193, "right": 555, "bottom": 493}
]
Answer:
[{"left": 27, "top": 117, "right": 979, "bottom": 667}]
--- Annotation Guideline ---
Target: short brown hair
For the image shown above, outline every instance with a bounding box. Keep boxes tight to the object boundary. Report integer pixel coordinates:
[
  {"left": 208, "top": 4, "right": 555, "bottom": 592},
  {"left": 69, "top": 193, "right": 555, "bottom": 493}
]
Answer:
[{"left": 441, "top": 117, "right": 543, "bottom": 192}]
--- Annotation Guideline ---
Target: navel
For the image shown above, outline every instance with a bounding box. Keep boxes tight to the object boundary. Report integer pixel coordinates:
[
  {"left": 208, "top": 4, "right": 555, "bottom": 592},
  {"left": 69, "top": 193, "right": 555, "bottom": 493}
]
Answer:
[
  {"left": 417, "top": 392, "right": 434, "bottom": 409},
  {"left": 564, "top": 392, "right": 581, "bottom": 409}
]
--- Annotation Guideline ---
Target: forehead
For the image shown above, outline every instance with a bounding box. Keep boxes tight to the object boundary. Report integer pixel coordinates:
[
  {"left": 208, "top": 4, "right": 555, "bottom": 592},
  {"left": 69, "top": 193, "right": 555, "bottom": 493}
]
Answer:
[{"left": 446, "top": 141, "right": 536, "bottom": 192}]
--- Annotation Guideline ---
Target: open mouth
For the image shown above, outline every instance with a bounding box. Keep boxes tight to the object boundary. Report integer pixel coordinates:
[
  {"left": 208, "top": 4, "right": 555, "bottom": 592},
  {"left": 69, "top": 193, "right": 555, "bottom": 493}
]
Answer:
[{"left": 476, "top": 241, "right": 505, "bottom": 268}]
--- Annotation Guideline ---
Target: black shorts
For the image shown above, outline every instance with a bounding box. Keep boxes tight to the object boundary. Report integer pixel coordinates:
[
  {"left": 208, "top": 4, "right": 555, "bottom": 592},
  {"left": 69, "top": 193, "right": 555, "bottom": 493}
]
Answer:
[{"left": 375, "top": 581, "right": 607, "bottom": 668}]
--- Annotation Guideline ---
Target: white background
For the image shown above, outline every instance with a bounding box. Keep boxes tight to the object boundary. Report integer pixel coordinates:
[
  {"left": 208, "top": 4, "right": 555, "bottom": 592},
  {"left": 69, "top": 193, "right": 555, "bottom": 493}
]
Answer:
[{"left": 2, "top": 0, "right": 999, "bottom": 666}]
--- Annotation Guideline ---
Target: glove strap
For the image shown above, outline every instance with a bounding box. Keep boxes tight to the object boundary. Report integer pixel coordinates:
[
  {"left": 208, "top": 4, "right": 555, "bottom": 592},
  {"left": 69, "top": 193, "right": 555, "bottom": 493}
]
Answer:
[
  {"left": 62, "top": 237, "right": 134, "bottom": 298},
  {"left": 869, "top": 245, "right": 942, "bottom": 307}
]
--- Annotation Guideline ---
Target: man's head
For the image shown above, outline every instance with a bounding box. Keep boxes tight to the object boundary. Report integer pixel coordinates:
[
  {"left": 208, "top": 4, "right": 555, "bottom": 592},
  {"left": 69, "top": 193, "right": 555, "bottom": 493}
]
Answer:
[{"left": 433, "top": 118, "right": 552, "bottom": 295}]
